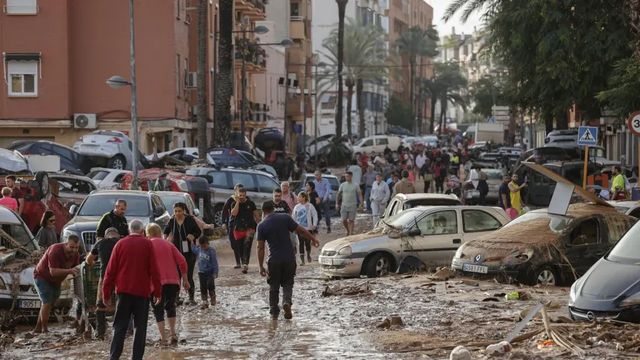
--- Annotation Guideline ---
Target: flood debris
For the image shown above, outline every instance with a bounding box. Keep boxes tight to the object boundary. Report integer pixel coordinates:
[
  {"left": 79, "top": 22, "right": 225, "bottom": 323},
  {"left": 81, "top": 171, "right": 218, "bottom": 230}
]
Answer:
[
  {"left": 485, "top": 340, "right": 512, "bottom": 356},
  {"left": 430, "top": 267, "right": 455, "bottom": 281},
  {"left": 505, "top": 290, "right": 531, "bottom": 301},
  {"left": 376, "top": 315, "right": 404, "bottom": 329},
  {"left": 449, "top": 345, "right": 471, "bottom": 360},
  {"left": 321, "top": 282, "right": 371, "bottom": 297}
]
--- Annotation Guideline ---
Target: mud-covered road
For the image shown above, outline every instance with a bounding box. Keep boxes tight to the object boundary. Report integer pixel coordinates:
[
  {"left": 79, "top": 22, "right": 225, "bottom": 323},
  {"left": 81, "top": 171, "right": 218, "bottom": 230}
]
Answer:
[{"left": 2, "top": 216, "right": 639, "bottom": 359}]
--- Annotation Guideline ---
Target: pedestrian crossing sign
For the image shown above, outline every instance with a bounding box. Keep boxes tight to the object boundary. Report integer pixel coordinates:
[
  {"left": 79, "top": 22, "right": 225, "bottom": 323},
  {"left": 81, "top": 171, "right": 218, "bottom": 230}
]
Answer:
[{"left": 577, "top": 126, "right": 598, "bottom": 146}]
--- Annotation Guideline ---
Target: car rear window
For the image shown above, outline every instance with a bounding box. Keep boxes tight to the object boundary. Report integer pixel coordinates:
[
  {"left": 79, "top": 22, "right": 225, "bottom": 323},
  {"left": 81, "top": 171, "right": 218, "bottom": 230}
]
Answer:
[{"left": 78, "top": 195, "right": 150, "bottom": 217}]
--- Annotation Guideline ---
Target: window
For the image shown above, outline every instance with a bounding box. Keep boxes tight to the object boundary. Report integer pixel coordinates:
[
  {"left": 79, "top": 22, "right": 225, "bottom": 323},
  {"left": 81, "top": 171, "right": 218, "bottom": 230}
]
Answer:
[
  {"left": 362, "top": 139, "right": 373, "bottom": 147},
  {"left": 570, "top": 219, "right": 599, "bottom": 246},
  {"left": 290, "top": 2, "right": 299, "bottom": 16},
  {"left": 257, "top": 175, "right": 279, "bottom": 193},
  {"left": 7, "top": 60, "right": 38, "bottom": 96},
  {"left": 417, "top": 211, "right": 458, "bottom": 235},
  {"left": 5, "top": 0, "right": 37, "bottom": 15},
  {"left": 377, "top": 138, "right": 388, "bottom": 146},
  {"left": 231, "top": 172, "right": 256, "bottom": 191},
  {"left": 462, "top": 210, "right": 502, "bottom": 233},
  {"left": 209, "top": 171, "right": 231, "bottom": 189}
]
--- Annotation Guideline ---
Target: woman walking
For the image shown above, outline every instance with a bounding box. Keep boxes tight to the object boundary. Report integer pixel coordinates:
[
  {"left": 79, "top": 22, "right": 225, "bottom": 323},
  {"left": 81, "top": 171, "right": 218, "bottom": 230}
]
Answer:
[
  {"left": 292, "top": 192, "right": 318, "bottom": 265},
  {"left": 305, "top": 181, "right": 321, "bottom": 220},
  {"left": 508, "top": 174, "right": 527, "bottom": 215},
  {"left": 35, "top": 210, "right": 58, "bottom": 249},
  {"left": 164, "top": 202, "right": 201, "bottom": 304}
]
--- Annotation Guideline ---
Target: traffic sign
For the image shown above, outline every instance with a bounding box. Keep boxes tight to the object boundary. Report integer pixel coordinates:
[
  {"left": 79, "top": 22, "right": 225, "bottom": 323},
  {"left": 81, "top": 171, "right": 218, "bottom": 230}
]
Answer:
[
  {"left": 577, "top": 126, "right": 598, "bottom": 147},
  {"left": 627, "top": 111, "right": 640, "bottom": 136}
]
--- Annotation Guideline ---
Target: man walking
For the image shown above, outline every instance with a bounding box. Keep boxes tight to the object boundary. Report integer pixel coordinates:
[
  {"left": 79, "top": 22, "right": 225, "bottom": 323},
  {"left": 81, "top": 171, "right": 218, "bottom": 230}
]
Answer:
[
  {"left": 393, "top": 170, "right": 416, "bottom": 195},
  {"left": 33, "top": 235, "right": 81, "bottom": 333},
  {"left": 370, "top": 174, "right": 390, "bottom": 225},
  {"left": 263, "top": 188, "right": 291, "bottom": 214},
  {"left": 256, "top": 202, "right": 319, "bottom": 320},
  {"left": 96, "top": 199, "right": 129, "bottom": 240},
  {"left": 103, "top": 219, "right": 161, "bottom": 360},
  {"left": 362, "top": 166, "right": 377, "bottom": 212},
  {"left": 313, "top": 170, "right": 332, "bottom": 233},
  {"left": 230, "top": 187, "right": 260, "bottom": 274},
  {"left": 336, "top": 171, "right": 363, "bottom": 236}
]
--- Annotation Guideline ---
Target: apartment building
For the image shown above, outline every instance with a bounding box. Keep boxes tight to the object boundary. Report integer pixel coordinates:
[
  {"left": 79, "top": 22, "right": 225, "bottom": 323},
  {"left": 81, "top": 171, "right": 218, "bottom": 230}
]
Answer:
[{"left": 0, "top": 0, "right": 205, "bottom": 152}]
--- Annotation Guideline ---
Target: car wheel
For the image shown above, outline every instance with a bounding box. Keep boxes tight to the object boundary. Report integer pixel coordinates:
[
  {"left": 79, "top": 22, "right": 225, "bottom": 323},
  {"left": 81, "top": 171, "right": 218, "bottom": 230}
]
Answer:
[
  {"left": 364, "top": 253, "right": 392, "bottom": 278},
  {"left": 213, "top": 204, "right": 224, "bottom": 227},
  {"left": 532, "top": 266, "right": 558, "bottom": 286},
  {"left": 107, "top": 155, "right": 126, "bottom": 170}
]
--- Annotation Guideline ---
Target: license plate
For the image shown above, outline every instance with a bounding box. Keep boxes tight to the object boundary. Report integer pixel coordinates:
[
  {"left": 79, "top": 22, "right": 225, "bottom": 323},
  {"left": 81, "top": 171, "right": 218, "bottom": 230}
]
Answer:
[
  {"left": 19, "top": 300, "right": 41, "bottom": 309},
  {"left": 319, "top": 257, "right": 332, "bottom": 265},
  {"left": 462, "top": 263, "right": 488, "bottom": 274}
]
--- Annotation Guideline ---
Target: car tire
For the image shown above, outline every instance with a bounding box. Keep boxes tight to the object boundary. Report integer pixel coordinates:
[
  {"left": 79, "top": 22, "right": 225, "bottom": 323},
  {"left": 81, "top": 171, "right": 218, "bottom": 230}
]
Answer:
[
  {"left": 35, "top": 171, "right": 50, "bottom": 199},
  {"left": 530, "top": 265, "right": 558, "bottom": 287},
  {"left": 213, "top": 203, "right": 224, "bottom": 227},
  {"left": 107, "top": 155, "right": 126, "bottom": 170},
  {"left": 364, "top": 253, "right": 393, "bottom": 278}
]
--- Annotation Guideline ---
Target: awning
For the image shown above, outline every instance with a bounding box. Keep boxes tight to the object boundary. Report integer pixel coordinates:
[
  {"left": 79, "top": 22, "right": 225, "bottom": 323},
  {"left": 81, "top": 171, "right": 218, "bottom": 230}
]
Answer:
[{"left": 3, "top": 53, "right": 41, "bottom": 61}]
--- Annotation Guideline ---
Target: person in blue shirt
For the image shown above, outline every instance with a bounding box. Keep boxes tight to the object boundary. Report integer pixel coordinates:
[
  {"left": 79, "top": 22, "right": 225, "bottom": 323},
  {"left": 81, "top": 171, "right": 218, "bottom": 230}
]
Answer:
[
  {"left": 193, "top": 238, "right": 219, "bottom": 309},
  {"left": 312, "top": 170, "right": 332, "bottom": 233}
]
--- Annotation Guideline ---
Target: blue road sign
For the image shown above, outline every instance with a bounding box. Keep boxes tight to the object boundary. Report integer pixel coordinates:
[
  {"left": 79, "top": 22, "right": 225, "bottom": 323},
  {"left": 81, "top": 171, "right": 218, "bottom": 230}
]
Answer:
[{"left": 577, "top": 126, "right": 598, "bottom": 147}]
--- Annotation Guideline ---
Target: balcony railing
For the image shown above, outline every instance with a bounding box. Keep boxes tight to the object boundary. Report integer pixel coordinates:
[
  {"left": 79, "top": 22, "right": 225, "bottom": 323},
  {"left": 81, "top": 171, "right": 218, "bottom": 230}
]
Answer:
[{"left": 235, "top": 38, "right": 267, "bottom": 68}]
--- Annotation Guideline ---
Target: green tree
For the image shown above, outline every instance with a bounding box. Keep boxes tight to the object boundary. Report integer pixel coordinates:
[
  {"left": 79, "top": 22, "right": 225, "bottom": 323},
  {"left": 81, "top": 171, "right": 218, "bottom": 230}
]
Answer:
[
  {"left": 470, "top": 74, "right": 507, "bottom": 118},
  {"left": 385, "top": 95, "right": 414, "bottom": 131},
  {"left": 320, "top": 19, "right": 386, "bottom": 138},
  {"left": 445, "top": 0, "right": 633, "bottom": 132},
  {"left": 597, "top": 58, "right": 640, "bottom": 116},
  {"left": 395, "top": 26, "right": 439, "bottom": 135},
  {"left": 213, "top": 0, "right": 233, "bottom": 146},
  {"left": 421, "top": 62, "right": 468, "bottom": 134}
]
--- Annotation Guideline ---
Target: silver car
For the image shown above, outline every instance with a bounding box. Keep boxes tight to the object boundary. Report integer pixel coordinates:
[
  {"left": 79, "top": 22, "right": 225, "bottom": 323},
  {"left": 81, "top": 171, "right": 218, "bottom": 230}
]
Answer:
[
  {"left": 319, "top": 205, "right": 510, "bottom": 278},
  {"left": 73, "top": 130, "right": 145, "bottom": 170}
]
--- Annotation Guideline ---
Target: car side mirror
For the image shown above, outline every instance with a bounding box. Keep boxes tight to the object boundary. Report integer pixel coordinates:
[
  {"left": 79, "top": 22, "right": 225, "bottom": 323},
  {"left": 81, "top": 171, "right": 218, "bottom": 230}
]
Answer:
[
  {"left": 69, "top": 204, "right": 77, "bottom": 216},
  {"left": 404, "top": 228, "right": 421, "bottom": 237},
  {"left": 193, "top": 208, "right": 201, "bottom": 217}
]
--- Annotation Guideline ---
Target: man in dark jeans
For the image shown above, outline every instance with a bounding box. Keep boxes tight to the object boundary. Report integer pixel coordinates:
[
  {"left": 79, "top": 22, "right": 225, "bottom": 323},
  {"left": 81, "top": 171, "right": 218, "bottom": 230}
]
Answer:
[
  {"left": 230, "top": 187, "right": 260, "bottom": 274},
  {"left": 222, "top": 184, "right": 244, "bottom": 268},
  {"left": 102, "top": 219, "right": 161, "bottom": 360},
  {"left": 256, "top": 202, "right": 319, "bottom": 320}
]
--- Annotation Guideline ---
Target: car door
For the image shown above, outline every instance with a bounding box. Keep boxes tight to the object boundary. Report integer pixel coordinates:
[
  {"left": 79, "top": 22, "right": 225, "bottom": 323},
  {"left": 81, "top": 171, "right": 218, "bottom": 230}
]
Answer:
[
  {"left": 563, "top": 218, "right": 606, "bottom": 277},
  {"left": 461, "top": 209, "right": 503, "bottom": 243},
  {"left": 408, "top": 210, "right": 461, "bottom": 266},
  {"left": 381, "top": 197, "right": 400, "bottom": 220},
  {"left": 151, "top": 194, "right": 170, "bottom": 227},
  {"left": 376, "top": 137, "right": 389, "bottom": 153}
]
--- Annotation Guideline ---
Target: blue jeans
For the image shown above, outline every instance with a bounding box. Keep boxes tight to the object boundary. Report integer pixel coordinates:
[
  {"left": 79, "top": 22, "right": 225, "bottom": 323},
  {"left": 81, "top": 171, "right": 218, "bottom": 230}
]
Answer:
[
  {"left": 321, "top": 199, "right": 331, "bottom": 229},
  {"left": 365, "top": 186, "right": 372, "bottom": 211}
]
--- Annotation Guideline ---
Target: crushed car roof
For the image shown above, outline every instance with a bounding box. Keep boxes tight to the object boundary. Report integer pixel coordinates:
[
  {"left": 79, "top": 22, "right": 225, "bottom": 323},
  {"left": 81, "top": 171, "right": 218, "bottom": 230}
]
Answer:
[{"left": 0, "top": 149, "right": 29, "bottom": 174}]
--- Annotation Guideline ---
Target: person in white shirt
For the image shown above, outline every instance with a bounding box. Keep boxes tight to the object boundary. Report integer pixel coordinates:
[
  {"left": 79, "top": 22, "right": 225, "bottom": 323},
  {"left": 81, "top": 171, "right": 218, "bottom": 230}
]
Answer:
[
  {"left": 415, "top": 151, "right": 427, "bottom": 180},
  {"left": 370, "top": 174, "right": 390, "bottom": 224}
]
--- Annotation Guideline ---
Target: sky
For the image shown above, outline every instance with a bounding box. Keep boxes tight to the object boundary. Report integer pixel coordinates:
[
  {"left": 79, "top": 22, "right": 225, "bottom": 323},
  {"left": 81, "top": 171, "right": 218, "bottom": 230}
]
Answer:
[{"left": 426, "top": 0, "right": 484, "bottom": 36}]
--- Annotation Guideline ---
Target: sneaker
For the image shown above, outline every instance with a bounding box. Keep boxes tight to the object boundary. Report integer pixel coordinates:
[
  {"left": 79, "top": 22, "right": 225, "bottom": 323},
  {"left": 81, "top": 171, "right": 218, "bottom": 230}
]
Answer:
[
  {"left": 211, "top": 295, "right": 217, "bottom": 306},
  {"left": 233, "top": 264, "right": 241, "bottom": 269},
  {"left": 327, "top": 228, "right": 331, "bottom": 234},
  {"left": 242, "top": 265, "right": 248, "bottom": 274},
  {"left": 307, "top": 254, "right": 312, "bottom": 263},
  {"left": 283, "top": 304, "right": 293, "bottom": 320},
  {"left": 200, "top": 302, "right": 209, "bottom": 310}
]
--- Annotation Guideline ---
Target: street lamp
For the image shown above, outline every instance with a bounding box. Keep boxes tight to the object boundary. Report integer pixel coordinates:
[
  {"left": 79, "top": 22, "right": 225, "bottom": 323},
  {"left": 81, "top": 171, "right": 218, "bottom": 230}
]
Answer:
[
  {"left": 106, "top": 0, "right": 140, "bottom": 189},
  {"left": 313, "top": 61, "right": 327, "bottom": 164}
]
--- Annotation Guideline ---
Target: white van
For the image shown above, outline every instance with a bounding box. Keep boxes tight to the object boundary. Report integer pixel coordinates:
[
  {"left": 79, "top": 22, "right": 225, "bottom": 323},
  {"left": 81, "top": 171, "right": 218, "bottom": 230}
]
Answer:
[{"left": 353, "top": 135, "right": 401, "bottom": 155}]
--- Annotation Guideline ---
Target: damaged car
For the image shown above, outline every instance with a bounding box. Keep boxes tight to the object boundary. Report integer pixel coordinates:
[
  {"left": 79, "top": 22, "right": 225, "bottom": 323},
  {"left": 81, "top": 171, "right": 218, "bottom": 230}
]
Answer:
[
  {"left": 0, "top": 206, "right": 72, "bottom": 320},
  {"left": 319, "top": 206, "right": 509, "bottom": 278},
  {"left": 569, "top": 219, "right": 640, "bottom": 323},
  {"left": 452, "top": 204, "right": 636, "bottom": 286}
]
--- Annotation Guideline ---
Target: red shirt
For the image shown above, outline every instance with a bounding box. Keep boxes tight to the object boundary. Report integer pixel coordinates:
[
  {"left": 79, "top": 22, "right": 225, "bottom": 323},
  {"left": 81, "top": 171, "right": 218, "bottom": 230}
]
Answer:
[
  {"left": 102, "top": 234, "right": 162, "bottom": 302},
  {"left": 0, "top": 197, "right": 18, "bottom": 211},
  {"left": 34, "top": 243, "right": 80, "bottom": 286}
]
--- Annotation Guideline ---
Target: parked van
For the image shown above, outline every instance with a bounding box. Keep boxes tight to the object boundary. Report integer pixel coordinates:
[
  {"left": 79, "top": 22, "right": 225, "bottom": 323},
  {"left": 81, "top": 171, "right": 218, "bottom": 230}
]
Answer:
[{"left": 353, "top": 135, "right": 401, "bottom": 155}]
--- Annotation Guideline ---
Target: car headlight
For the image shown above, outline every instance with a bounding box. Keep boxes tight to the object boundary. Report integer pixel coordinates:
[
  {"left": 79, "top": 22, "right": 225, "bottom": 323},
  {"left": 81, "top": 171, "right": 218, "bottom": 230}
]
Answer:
[
  {"left": 620, "top": 292, "right": 640, "bottom": 308},
  {"left": 62, "top": 229, "right": 80, "bottom": 242},
  {"left": 569, "top": 282, "right": 578, "bottom": 303},
  {"left": 454, "top": 246, "right": 465, "bottom": 259},
  {"left": 0, "top": 277, "right": 6, "bottom": 290},
  {"left": 337, "top": 246, "right": 352, "bottom": 257}
]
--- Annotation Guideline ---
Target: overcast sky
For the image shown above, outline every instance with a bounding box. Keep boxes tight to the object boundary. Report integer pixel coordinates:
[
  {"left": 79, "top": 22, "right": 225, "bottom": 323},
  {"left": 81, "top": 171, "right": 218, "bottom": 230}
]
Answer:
[{"left": 427, "top": 0, "right": 484, "bottom": 36}]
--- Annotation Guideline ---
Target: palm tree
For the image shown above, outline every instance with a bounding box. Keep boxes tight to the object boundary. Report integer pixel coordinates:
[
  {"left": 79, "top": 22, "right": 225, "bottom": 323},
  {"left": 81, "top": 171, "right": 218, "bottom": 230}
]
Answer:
[
  {"left": 319, "top": 20, "right": 386, "bottom": 139},
  {"left": 395, "top": 26, "right": 439, "bottom": 135},
  {"left": 334, "top": 0, "right": 348, "bottom": 140},
  {"left": 213, "top": 0, "right": 233, "bottom": 147},
  {"left": 421, "top": 62, "right": 468, "bottom": 134}
]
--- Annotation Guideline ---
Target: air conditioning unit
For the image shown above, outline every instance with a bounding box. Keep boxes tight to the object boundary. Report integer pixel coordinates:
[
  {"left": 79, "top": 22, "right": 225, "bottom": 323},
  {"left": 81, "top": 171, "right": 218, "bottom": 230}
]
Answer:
[
  {"left": 186, "top": 72, "right": 197, "bottom": 88},
  {"left": 73, "top": 113, "right": 97, "bottom": 129}
]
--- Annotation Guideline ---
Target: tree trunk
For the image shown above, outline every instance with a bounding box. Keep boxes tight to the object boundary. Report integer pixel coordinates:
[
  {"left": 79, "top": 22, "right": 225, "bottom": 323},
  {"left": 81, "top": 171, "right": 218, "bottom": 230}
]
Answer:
[
  {"left": 357, "top": 78, "right": 365, "bottom": 138},
  {"left": 335, "top": 0, "right": 348, "bottom": 140},
  {"left": 439, "top": 95, "right": 447, "bottom": 135},
  {"left": 429, "top": 94, "right": 437, "bottom": 134},
  {"left": 346, "top": 81, "right": 354, "bottom": 139},
  {"left": 555, "top": 110, "right": 568, "bottom": 130},
  {"left": 196, "top": 0, "right": 208, "bottom": 159},
  {"left": 543, "top": 110, "right": 554, "bottom": 134},
  {"left": 213, "top": 0, "right": 233, "bottom": 147}
]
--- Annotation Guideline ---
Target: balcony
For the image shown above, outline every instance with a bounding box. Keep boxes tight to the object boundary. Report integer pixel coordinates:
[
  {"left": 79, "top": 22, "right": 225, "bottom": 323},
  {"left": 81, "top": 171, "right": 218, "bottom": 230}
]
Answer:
[
  {"left": 234, "top": 38, "right": 267, "bottom": 72},
  {"left": 235, "top": 0, "right": 266, "bottom": 21},
  {"left": 289, "top": 16, "right": 306, "bottom": 40}
]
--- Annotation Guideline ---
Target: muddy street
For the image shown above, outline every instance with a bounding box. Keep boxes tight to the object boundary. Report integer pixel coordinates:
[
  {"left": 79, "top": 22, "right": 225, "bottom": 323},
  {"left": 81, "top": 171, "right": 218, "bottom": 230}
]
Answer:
[{"left": 2, "top": 216, "right": 639, "bottom": 359}]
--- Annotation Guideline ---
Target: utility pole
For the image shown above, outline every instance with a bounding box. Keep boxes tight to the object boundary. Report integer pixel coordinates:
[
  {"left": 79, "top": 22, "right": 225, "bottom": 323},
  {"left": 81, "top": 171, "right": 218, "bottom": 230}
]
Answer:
[
  {"left": 196, "top": 0, "right": 208, "bottom": 161},
  {"left": 128, "top": 0, "right": 139, "bottom": 189}
]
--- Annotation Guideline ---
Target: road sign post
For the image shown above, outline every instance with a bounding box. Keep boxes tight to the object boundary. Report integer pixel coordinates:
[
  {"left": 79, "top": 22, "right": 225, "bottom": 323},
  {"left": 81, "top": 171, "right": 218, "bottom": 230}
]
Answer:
[
  {"left": 627, "top": 112, "right": 640, "bottom": 192},
  {"left": 577, "top": 126, "right": 599, "bottom": 189}
]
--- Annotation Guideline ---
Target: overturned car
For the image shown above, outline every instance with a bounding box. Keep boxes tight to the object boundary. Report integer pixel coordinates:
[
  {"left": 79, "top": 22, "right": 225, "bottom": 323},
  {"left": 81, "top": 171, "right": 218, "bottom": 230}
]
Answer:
[
  {"left": 452, "top": 204, "right": 636, "bottom": 286},
  {"left": 0, "top": 206, "right": 72, "bottom": 322}
]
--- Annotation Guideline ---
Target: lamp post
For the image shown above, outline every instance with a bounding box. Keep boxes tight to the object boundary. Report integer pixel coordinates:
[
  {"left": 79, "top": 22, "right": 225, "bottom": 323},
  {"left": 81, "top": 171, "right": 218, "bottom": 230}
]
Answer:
[
  {"left": 105, "top": 0, "right": 139, "bottom": 189},
  {"left": 313, "top": 61, "right": 327, "bottom": 164}
]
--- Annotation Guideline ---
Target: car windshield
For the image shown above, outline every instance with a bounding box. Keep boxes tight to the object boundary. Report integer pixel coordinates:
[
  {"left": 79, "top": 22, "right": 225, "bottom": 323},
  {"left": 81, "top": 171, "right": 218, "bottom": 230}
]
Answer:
[
  {"left": 386, "top": 209, "right": 423, "bottom": 229},
  {"left": 78, "top": 194, "right": 150, "bottom": 217},
  {"left": 503, "top": 211, "right": 573, "bottom": 232},
  {"left": 607, "top": 222, "right": 640, "bottom": 263},
  {"left": 485, "top": 170, "right": 504, "bottom": 180},
  {"left": 160, "top": 195, "right": 188, "bottom": 215},
  {"left": 1, "top": 222, "right": 36, "bottom": 254}
]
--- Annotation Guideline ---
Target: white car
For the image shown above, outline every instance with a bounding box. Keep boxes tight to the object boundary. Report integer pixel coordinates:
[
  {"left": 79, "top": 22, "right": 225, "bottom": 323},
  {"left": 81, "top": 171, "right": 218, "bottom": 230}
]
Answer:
[
  {"left": 146, "top": 147, "right": 215, "bottom": 165},
  {"left": 353, "top": 135, "right": 401, "bottom": 155},
  {"left": 0, "top": 206, "right": 73, "bottom": 317},
  {"left": 157, "top": 191, "right": 201, "bottom": 218},
  {"left": 318, "top": 205, "right": 510, "bottom": 278},
  {"left": 73, "top": 130, "right": 146, "bottom": 170},
  {"left": 86, "top": 167, "right": 132, "bottom": 190},
  {"left": 608, "top": 200, "right": 640, "bottom": 218}
]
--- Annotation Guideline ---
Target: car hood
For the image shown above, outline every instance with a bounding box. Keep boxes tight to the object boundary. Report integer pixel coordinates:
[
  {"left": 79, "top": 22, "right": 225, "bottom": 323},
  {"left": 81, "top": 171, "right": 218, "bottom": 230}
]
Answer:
[
  {"left": 574, "top": 258, "right": 640, "bottom": 300},
  {"left": 64, "top": 215, "right": 150, "bottom": 231},
  {"left": 322, "top": 228, "right": 388, "bottom": 251}
]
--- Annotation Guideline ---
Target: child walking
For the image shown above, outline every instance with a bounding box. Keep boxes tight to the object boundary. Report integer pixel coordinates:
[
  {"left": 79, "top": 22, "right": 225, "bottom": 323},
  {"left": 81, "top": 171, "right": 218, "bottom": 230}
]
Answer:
[{"left": 193, "top": 237, "right": 219, "bottom": 309}]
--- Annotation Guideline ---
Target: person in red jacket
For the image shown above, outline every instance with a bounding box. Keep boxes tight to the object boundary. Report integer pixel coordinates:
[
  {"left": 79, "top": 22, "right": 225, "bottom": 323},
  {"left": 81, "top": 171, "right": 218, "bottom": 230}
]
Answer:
[
  {"left": 102, "top": 219, "right": 161, "bottom": 360},
  {"left": 147, "top": 223, "right": 189, "bottom": 346}
]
